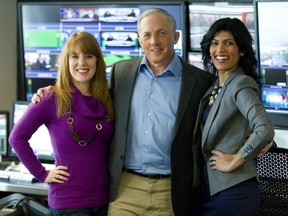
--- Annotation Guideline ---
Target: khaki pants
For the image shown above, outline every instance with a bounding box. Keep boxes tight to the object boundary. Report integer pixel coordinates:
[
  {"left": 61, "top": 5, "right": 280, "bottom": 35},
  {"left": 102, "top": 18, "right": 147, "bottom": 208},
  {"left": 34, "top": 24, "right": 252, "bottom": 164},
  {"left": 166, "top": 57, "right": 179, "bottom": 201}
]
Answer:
[{"left": 108, "top": 171, "right": 174, "bottom": 216}]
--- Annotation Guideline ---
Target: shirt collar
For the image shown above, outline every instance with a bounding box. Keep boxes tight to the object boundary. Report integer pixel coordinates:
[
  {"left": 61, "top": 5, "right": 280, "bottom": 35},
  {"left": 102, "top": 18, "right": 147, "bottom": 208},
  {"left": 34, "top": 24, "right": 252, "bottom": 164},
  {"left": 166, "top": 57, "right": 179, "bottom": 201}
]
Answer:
[{"left": 139, "top": 53, "right": 182, "bottom": 80}]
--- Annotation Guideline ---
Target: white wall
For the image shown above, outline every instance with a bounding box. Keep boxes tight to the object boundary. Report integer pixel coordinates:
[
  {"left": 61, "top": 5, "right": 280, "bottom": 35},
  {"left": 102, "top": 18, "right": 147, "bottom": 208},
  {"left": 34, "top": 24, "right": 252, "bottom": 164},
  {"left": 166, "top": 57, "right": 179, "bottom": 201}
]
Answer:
[{"left": 0, "top": 0, "right": 17, "bottom": 124}]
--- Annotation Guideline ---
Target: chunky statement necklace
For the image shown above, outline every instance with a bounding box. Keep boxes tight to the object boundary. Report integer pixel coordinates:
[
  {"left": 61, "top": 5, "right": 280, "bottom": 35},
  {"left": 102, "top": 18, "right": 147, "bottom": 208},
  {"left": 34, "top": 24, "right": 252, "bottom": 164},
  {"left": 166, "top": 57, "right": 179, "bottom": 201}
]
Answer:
[
  {"left": 66, "top": 110, "right": 102, "bottom": 146},
  {"left": 208, "top": 84, "right": 222, "bottom": 106}
]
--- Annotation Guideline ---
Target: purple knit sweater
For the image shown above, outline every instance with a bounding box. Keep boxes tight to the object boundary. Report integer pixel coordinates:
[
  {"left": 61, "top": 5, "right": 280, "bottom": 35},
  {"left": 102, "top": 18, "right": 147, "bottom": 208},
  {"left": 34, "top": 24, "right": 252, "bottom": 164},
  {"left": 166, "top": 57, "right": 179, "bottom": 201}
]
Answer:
[{"left": 9, "top": 87, "right": 114, "bottom": 209}]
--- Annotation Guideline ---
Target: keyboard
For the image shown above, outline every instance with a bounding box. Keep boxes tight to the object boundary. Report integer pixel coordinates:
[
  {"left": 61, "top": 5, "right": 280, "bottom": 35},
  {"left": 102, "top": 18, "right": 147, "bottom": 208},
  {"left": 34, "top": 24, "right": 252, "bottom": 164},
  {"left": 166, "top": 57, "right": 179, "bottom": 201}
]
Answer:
[
  {"left": 0, "top": 170, "right": 37, "bottom": 184},
  {"left": 0, "top": 162, "right": 54, "bottom": 184}
]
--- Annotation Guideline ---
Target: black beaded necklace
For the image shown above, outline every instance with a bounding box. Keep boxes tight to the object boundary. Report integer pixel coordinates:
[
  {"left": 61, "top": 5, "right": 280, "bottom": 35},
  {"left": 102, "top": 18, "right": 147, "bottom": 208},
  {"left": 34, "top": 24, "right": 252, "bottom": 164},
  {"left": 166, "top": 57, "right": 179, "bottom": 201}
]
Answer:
[
  {"left": 66, "top": 110, "right": 102, "bottom": 146},
  {"left": 208, "top": 84, "right": 222, "bottom": 106}
]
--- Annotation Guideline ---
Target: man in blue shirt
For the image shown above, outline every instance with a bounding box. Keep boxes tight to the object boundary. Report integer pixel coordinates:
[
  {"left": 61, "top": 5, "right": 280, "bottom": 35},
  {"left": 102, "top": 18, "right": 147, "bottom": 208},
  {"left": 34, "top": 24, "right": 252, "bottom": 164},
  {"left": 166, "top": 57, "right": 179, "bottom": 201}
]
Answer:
[{"left": 107, "top": 8, "right": 211, "bottom": 216}]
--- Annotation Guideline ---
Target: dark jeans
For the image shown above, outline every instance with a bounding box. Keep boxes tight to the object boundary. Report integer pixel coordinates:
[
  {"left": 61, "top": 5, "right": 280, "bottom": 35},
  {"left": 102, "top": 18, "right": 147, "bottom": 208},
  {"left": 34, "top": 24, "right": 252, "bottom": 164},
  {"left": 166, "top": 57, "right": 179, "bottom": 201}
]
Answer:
[
  {"left": 202, "top": 178, "right": 260, "bottom": 216},
  {"left": 49, "top": 205, "right": 108, "bottom": 216},
  {"left": 202, "top": 163, "right": 259, "bottom": 216},
  {"left": 202, "top": 163, "right": 260, "bottom": 216}
]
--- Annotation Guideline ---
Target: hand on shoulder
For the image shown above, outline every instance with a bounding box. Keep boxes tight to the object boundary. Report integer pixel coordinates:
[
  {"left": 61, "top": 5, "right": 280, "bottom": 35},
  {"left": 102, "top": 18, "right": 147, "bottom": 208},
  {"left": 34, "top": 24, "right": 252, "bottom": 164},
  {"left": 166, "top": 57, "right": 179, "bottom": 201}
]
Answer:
[{"left": 31, "top": 85, "right": 55, "bottom": 104}]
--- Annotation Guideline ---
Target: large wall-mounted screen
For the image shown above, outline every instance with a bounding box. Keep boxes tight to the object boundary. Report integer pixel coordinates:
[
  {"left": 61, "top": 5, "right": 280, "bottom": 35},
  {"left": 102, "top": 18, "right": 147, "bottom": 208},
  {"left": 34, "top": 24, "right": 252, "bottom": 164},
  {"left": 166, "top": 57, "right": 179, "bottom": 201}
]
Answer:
[
  {"left": 255, "top": 1, "right": 288, "bottom": 115},
  {"left": 188, "top": 2, "right": 254, "bottom": 51},
  {"left": 18, "top": 2, "right": 185, "bottom": 101},
  {"left": 254, "top": 0, "right": 288, "bottom": 127}
]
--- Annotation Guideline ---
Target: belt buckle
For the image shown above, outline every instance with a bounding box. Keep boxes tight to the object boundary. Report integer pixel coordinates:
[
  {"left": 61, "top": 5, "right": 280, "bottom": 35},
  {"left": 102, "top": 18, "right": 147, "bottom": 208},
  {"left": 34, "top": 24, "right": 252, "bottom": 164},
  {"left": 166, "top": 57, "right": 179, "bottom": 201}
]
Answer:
[
  {"left": 148, "top": 174, "right": 161, "bottom": 179},
  {"left": 124, "top": 169, "right": 170, "bottom": 179}
]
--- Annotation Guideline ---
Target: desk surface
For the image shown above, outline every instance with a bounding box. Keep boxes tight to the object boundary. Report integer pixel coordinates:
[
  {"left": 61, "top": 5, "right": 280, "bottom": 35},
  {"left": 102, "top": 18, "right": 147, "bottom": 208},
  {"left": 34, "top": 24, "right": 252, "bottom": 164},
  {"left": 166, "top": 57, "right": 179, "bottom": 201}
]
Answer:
[
  {"left": 0, "top": 161, "right": 50, "bottom": 197},
  {"left": 0, "top": 181, "right": 48, "bottom": 196}
]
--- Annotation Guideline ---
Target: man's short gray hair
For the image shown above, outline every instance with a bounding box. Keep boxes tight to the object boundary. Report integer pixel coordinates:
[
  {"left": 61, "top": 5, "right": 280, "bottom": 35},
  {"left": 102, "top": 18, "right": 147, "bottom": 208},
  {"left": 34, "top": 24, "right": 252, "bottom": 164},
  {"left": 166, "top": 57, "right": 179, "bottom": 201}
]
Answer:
[{"left": 137, "top": 8, "right": 176, "bottom": 34}]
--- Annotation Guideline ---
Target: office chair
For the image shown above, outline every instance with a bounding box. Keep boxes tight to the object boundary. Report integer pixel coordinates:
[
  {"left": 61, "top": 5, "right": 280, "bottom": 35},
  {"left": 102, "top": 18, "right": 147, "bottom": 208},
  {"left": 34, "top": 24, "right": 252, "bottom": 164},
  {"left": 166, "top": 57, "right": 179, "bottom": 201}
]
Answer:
[
  {"left": 256, "top": 147, "right": 288, "bottom": 216},
  {"left": 0, "top": 193, "right": 52, "bottom": 216}
]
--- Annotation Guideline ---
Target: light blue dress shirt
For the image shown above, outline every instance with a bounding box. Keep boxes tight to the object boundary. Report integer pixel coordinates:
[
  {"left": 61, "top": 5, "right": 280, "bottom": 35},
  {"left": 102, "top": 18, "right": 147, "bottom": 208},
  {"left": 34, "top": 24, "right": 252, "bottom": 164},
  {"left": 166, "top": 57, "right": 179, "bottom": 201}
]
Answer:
[{"left": 123, "top": 54, "right": 182, "bottom": 175}]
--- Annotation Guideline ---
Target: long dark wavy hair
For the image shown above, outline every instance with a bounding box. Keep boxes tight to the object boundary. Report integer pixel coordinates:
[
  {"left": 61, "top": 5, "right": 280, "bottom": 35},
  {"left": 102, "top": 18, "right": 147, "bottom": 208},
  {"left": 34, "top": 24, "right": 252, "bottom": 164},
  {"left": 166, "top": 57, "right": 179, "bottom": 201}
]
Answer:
[{"left": 200, "top": 17, "right": 261, "bottom": 84}]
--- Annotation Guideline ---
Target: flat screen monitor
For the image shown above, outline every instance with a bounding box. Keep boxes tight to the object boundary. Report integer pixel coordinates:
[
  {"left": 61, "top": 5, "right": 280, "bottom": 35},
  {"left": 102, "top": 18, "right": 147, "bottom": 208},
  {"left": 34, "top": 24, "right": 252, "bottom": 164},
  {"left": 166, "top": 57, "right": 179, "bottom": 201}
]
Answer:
[
  {"left": 9, "top": 101, "right": 54, "bottom": 162},
  {"left": 188, "top": 2, "right": 254, "bottom": 50},
  {"left": 254, "top": 0, "right": 288, "bottom": 126},
  {"left": 187, "top": 52, "right": 203, "bottom": 70},
  {"left": 17, "top": 1, "right": 186, "bottom": 101},
  {"left": 0, "top": 111, "right": 9, "bottom": 156}
]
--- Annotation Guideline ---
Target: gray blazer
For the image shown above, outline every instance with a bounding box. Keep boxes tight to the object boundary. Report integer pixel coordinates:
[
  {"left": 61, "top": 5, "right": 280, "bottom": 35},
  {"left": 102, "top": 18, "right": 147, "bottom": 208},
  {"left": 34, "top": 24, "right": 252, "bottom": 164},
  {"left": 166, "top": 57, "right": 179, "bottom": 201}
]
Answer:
[
  {"left": 108, "top": 56, "right": 211, "bottom": 215},
  {"left": 196, "top": 67, "right": 274, "bottom": 196}
]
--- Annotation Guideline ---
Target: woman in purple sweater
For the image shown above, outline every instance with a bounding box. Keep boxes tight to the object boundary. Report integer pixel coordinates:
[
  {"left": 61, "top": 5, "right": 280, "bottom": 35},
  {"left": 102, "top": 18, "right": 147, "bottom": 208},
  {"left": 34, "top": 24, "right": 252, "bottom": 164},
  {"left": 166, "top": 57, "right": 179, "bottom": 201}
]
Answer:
[{"left": 9, "top": 31, "right": 114, "bottom": 216}]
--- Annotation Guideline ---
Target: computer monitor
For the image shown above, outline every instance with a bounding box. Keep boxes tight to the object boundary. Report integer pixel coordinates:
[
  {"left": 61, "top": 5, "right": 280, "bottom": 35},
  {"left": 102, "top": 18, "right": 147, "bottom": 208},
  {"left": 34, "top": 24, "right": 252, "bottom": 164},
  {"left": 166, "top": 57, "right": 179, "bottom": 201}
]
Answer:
[
  {"left": 0, "top": 111, "right": 9, "bottom": 156},
  {"left": 188, "top": 2, "right": 254, "bottom": 51},
  {"left": 254, "top": 0, "right": 288, "bottom": 127},
  {"left": 9, "top": 101, "right": 54, "bottom": 162},
  {"left": 17, "top": 1, "right": 186, "bottom": 101},
  {"left": 187, "top": 52, "right": 203, "bottom": 70}
]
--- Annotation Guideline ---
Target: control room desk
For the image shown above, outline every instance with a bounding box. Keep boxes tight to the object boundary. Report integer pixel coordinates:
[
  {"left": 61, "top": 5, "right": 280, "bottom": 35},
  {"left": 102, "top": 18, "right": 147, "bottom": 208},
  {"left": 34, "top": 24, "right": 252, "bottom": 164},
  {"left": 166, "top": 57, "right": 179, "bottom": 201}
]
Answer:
[{"left": 0, "top": 181, "right": 48, "bottom": 197}]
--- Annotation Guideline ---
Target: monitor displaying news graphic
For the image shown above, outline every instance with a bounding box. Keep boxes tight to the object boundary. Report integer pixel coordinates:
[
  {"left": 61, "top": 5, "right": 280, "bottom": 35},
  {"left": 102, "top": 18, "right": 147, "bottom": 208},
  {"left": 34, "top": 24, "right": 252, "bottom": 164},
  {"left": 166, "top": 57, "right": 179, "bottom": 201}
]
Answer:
[
  {"left": 23, "top": 29, "right": 62, "bottom": 48},
  {"left": 189, "top": 3, "right": 254, "bottom": 50},
  {"left": 256, "top": 1, "right": 288, "bottom": 68},
  {"left": 261, "top": 67, "right": 288, "bottom": 87},
  {"left": 0, "top": 111, "right": 9, "bottom": 156},
  {"left": 18, "top": 3, "right": 185, "bottom": 101},
  {"left": 255, "top": 1, "right": 288, "bottom": 113},
  {"left": 188, "top": 52, "right": 203, "bottom": 70},
  {"left": 101, "top": 31, "right": 139, "bottom": 50},
  {"left": 261, "top": 86, "right": 288, "bottom": 111},
  {"left": 99, "top": 8, "right": 140, "bottom": 22},
  {"left": 60, "top": 8, "right": 100, "bottom": 22},
  {"left": 11, "top": 101, "right": 54, "bottom": 161},
  {"left": 104, "top": 54, "right": 133, "bottom": 78},
  {"left": 25, "top": 52, "right": 60, "bottom": 73}
]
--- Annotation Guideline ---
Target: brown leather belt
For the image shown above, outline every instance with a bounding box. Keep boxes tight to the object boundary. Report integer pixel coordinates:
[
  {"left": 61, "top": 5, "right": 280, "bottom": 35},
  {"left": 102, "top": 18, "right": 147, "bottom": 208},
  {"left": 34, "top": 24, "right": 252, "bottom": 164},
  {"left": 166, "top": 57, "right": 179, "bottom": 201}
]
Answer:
[{"left": 123, "top": 169, "right": 171, "bottom": 179}]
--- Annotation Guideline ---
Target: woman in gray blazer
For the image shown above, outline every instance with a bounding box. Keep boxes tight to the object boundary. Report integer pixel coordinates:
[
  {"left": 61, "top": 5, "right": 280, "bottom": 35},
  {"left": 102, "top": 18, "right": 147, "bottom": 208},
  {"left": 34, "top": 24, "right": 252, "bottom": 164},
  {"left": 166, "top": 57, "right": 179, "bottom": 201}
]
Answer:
[{"left": 197, "top": 18, "right": 274, "bottom": 216}]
